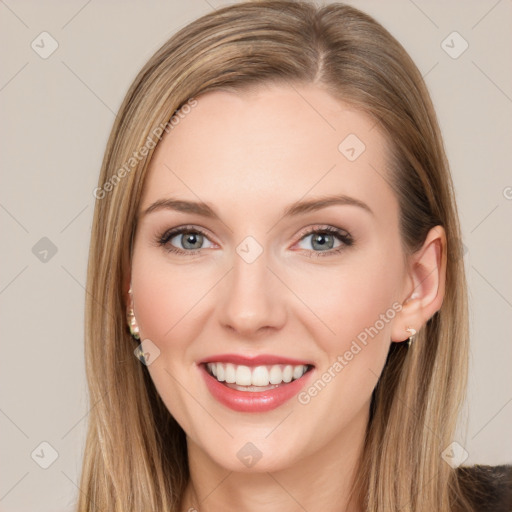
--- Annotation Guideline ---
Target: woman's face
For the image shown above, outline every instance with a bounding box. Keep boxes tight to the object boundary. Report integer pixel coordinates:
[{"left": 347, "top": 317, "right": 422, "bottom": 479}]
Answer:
[{"left": 131, "top": 83, "right": 412, "bottom": 472}]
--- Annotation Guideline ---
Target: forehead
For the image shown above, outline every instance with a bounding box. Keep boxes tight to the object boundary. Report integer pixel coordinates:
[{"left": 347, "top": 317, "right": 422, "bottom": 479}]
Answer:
[{"left": 140, "top": 83, "right": 397, "bottom": 223}]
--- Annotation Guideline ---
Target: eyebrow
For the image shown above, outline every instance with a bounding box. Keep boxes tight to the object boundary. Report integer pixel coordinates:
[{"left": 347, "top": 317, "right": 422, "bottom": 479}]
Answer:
[{"left": 141, "top": 194, "right": 374, "bottom": 219}]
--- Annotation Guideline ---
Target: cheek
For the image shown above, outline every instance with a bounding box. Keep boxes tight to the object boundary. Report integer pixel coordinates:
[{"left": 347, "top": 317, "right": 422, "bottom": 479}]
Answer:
[
  {"left": 288, "top": 251, "right": 402, "bottom": 355},
  {"left": 130, "top": 251, "right": 217, "bottom": 437},
  {"left": 130, "top": 248, "right": 217, "bottom": 345},
  {"left": 290, "top": 256, "right": 401, "bottom": 439}
]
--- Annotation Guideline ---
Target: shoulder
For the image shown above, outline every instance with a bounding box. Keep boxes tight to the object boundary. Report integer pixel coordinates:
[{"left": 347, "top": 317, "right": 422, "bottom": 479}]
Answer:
[{"left": 456, "top": 464, "right": 512, "bottom": 512}]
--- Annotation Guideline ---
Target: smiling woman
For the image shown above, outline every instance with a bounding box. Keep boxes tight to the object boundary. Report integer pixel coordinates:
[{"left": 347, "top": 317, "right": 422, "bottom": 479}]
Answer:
[{"left": 78, "top": 2, "right": 510, "bottom": 512}]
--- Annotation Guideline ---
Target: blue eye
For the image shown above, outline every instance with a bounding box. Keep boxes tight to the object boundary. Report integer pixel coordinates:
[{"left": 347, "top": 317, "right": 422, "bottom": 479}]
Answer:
[
  {"left": 158, "top": 226, "right": 214, "bottom": 254},
  {"left": 156, "top": 225, "right": 353, "bottom": 257},
  {"left": 296, "top": 226, "right": 353, "bottom": 256}
]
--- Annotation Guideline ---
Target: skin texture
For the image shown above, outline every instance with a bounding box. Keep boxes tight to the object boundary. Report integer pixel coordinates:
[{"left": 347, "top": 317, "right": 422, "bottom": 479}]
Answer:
[{"left": 129, "top": 83, "right": 447, "bottom": 512}]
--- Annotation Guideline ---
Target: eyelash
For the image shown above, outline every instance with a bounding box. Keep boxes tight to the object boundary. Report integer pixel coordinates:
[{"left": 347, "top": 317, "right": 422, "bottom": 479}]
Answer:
[{"left": 155, "top": 224, "right": 353, "bottom": 257}]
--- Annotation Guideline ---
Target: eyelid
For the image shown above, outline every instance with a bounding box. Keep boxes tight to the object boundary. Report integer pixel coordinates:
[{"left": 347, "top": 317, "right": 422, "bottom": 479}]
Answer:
[{"left": 294, "top": 224, "right": 350, "bottom": 241}]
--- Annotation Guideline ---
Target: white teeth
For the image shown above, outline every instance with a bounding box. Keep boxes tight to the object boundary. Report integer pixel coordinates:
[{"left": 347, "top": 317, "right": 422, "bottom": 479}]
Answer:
[
  {"left": 215, "top": 363, "right": 224, "bottom": 381},
  {"left": 282, "top": 365, "right": 293, "bottom": 383},
  {"left": 251, "top": 366, "right": 269, "bottom": 386},
  {"left": 225, "top": 363, "right": 236, "bottom": 383},
  {"left": 206, "top": 362, "right": 309, "bottom": 387},
  {"left": 236, "top": 365, "right": 252, "bottom": 386},
  {"left": 269, "top": 365, "right": 282, "bottom": 385},
  {"left": 293, "top": 365, "right": 305, "bottom": 379}
]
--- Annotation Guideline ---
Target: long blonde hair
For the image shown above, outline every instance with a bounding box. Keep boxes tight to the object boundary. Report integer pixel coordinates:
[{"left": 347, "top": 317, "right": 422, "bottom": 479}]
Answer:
[{"left": 78, "top": 2, "right": 471, "bottom": 510}]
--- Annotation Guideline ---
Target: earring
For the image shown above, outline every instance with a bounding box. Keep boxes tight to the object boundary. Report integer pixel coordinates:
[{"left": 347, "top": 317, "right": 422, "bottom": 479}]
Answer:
[
  {"left": 405, "top": 326, "right": 417, "bottom": 347},
  {"left": 127, "top": 287, "right": 140, "bottom": 340}
]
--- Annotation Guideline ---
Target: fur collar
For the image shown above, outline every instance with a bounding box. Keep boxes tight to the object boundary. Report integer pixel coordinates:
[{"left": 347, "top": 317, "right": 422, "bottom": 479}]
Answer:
[{"left": 456, "top": 464, "right": 512, "bottom": 511}]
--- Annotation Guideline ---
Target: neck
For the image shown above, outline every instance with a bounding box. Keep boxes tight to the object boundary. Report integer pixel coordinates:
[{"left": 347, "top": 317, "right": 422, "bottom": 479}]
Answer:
[{"left": 181, "top": 409, "right": 368, "bottom": 512}]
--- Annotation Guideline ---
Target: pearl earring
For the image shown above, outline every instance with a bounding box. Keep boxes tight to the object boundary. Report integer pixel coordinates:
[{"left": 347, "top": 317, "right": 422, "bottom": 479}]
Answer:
[
  {"left": 405, "top": 326, "right": 417, "bottom": 347},
  {"left": 127, "top": 287, "right": 140, "bottom": 340}
]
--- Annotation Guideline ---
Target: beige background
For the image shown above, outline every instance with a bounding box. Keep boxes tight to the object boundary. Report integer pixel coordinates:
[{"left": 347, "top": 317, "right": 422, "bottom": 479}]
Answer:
[{"left": 1, "top": 0, "right": 511, "bottom": 510}]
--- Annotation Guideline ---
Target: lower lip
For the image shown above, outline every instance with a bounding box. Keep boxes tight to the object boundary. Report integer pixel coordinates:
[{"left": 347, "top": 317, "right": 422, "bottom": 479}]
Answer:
[{"left": 200, "top": 364, "right": 314, "bottom": 413}]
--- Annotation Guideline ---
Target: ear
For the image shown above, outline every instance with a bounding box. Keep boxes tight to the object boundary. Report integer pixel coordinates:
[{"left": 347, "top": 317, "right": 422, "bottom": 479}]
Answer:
[{"left": 391, "top": 225, "right": 447, "bottom": 343}]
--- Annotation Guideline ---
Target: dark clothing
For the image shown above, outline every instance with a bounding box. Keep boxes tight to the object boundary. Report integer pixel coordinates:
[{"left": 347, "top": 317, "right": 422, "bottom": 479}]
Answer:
[{"left": 457, "top": 465, "right": 512, "bottom": 511}]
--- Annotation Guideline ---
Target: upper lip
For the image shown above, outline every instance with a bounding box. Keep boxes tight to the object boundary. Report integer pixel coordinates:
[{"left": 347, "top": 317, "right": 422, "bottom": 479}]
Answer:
[{"left": 198, "top": 354, "right": 314, "bottom": 367}]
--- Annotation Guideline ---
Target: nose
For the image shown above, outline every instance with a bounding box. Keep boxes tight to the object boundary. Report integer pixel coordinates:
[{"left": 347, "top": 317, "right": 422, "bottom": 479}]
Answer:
[{"left": 216, "top": 248, "right": 287, "bottom": 338}]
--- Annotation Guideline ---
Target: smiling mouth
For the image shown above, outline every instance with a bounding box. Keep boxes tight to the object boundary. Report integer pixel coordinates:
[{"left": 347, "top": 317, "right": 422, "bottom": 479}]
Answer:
[{"left": 204, "top": 362, "right": 313, "bottom": 392}]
